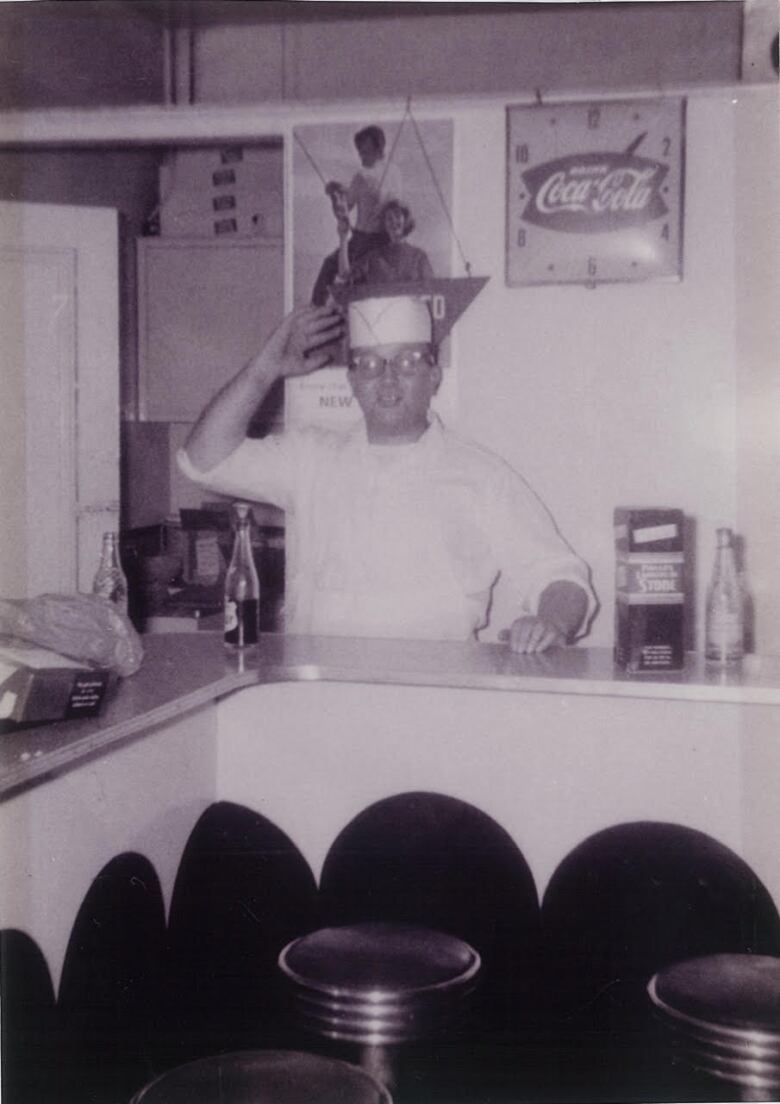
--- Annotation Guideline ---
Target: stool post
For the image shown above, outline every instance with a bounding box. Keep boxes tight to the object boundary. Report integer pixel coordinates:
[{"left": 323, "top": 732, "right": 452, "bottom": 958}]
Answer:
[
  {"left": 361, "top": 1044, "right": 396, "bottom": 1093},
  {"left": 740, "top": 1087, "right": 778, "bottom": 1103}
]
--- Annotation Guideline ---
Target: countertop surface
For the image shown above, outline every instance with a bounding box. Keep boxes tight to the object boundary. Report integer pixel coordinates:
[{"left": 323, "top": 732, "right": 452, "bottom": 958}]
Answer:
[{"left": 3, "top": 632, "right": 780, "bottom": 799}]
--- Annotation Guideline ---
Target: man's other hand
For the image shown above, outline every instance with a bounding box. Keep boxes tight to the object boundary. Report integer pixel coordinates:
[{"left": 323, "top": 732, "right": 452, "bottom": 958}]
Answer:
[{"left": 502, "top": 616, "right": 567, "bottom": 654}]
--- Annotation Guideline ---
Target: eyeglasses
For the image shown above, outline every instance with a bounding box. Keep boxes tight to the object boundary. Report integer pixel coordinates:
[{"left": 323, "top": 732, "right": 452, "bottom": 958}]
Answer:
[{"left": 348, "top": 349, "right": 435, "bottom": 380}]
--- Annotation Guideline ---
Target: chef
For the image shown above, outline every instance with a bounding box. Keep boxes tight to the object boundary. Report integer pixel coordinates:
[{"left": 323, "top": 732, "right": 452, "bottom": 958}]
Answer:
[{"left": 179, "top": 288, "right": 595, "bottom": 652}]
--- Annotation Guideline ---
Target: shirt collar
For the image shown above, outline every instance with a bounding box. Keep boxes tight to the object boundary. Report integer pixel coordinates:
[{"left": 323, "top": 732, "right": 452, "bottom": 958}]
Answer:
[{"left": 349, "top": 412, "right": 445, "bottom": 458}]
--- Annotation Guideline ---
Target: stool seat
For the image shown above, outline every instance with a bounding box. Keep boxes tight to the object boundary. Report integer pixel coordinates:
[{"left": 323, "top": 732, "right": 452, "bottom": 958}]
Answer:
[
  {"left": 279, "top": 922, "right": 481, "bottom": 1046},
  {"left": 648, "top": 954, "right": 780, "bottom": 1101},
  {"left": 129, "top": 1049, "right": 392, "bottom": 1103}
]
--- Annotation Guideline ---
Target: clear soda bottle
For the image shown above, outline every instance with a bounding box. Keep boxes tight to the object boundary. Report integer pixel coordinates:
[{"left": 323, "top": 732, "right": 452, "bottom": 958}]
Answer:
[
  {"left": 704, "top": 527, "right": 744, "bottom": 664},
  {"left": 224, "top": 502, "right": 260, "bottom": 652},
  {"left": 92, "top": 531, "right": 129, "bottom": 615}
]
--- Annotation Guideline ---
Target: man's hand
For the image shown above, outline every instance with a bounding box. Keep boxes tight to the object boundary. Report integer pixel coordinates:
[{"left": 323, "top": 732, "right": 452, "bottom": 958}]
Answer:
[
  {"left": 501, "top": 580, "right": 589, "bottom": 654},
  {"left": 503, "top": 616, "right": 567, "bottom": 654},
  {"left": 257, "top": 305, "right": 345, "bottom": 380}
]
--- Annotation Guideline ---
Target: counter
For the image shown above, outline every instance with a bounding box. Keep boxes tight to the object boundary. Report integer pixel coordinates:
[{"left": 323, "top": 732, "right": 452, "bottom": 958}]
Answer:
[
  {"left": 1, "top": 633, "right": 779, "bottom": 1001},
  {"left": 3, "top": 633, "right": 780, "bottom": 799}
]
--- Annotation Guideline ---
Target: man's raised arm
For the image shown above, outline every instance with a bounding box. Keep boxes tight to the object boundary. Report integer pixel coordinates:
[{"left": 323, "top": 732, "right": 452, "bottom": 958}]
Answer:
[{"left": 184, "top": 305, "right": 344, "bottom": 472}]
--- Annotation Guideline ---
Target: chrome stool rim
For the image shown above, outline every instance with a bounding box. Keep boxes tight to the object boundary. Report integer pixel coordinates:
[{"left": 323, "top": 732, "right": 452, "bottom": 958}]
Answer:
[
  {"left": 279, "top": 922, "right": 481, "bottom": 1000},
  {"left": 648, "top": 955, "right": 780, "bottom": 1098},
  {"left": 278, "top": 922, "right": 482, "bottom": 1047},
  {"left": 129, "top": 1048, "right": 393, "bottom": 1103}
]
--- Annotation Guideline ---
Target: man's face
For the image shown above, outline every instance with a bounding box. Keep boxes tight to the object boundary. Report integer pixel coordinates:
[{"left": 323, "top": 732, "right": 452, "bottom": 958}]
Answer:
[
  {"left": 356, "top": 137, "right": 382, "bottom": 168},
  {"left": 348, "top": 343, "right": 441, "bottom": 443}
]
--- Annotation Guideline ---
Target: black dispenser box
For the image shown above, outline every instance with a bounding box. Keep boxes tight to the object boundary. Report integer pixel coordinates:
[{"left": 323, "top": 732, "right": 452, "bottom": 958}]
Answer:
[{"left": 614, "top": 507, "right": 685, "bottom": 672}]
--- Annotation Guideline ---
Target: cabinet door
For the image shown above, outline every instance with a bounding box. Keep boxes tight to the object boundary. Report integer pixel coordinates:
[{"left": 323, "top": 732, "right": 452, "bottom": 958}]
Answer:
[
  {"left": 137, "top": 237, "right": 283, "bottom": 424},
  {"left": 0, "top": 201, "right": 119, "bottom": 597}
]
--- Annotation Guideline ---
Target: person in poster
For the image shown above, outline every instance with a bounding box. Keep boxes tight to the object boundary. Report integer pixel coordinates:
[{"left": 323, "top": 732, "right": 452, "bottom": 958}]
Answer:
[
  {"left": 311, "top": 124, "right": 404, "bottom": 305},
  {"left": 335, "top": 199, "right": 435, "bottom": 289},
  {"left": 294, "top": 117, "right": 453, "bottom": 315}
]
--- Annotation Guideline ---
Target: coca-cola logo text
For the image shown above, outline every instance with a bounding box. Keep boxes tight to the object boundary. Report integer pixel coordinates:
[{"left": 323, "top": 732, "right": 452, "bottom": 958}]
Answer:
[{"left": 521, "top": 151, "right": 669, "bottom": 233}]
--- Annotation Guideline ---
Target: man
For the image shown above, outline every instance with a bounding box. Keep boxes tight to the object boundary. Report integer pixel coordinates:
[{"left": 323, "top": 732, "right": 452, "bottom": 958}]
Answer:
[{"left": 179, "top": 293, "right": 595, "bottom": 652}]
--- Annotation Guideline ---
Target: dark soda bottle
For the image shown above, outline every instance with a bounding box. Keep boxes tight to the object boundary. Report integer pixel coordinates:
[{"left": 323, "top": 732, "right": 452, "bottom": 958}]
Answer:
[{"left": 224, "top": 502, "right": 260, "bottom": 652}]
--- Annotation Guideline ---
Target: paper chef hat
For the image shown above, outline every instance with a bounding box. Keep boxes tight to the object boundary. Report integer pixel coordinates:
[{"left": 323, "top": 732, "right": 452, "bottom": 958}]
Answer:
[
  {"left": 348, "top": 295, "right": 431, "bottom": 348},
  {"left": 342, "top": 278, "right": 490, "bottom": 350}
]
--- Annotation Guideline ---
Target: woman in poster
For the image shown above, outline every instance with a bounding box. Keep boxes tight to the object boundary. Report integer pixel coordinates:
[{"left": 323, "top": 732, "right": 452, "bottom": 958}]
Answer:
[{"left": 336, "top": 199, "right": 435, "bottom": 289}]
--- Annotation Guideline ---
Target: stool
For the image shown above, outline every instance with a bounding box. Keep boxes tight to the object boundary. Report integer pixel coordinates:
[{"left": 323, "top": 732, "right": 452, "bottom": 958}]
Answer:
[
  {"left": 129, "top": 1049, "right": 392, "bottom": 1103},
  {"left": 648, "top": 954, "right": 780, "bottom": 1102},
  {"left": 278, "top": 922, "right": 481, "bottom": 1090}
]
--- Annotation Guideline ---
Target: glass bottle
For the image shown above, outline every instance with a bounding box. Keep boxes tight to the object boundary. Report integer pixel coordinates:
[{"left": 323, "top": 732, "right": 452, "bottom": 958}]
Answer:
[
  {"left": 704, "top": 527, "right": 744, "bottom": 664},
  {"left": 224, "top": 502, "right": 260, "bottom": 652},
  {"left": 92, "top": 531, "right": 129, "bottom": 615}
]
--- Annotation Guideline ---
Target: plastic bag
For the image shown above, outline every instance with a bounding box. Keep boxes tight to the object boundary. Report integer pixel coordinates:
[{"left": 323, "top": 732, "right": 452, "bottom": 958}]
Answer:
[{"left": 0, "top": 593, "right": 144, "bottom": 677}]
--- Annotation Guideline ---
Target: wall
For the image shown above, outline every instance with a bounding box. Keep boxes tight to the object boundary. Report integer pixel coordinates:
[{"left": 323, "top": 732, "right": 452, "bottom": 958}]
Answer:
[
  {"left": 181, "top": 86, "right": 763, "bottom": 655},
  {"left": 0, "top": 0, "right": 164, "bottom": 109},
  {"left": 734, "top": 91, "right": 780, "bottom": 655},
  {"left": 184, "top": 6, "right": 778, "bottom": 654},
  {"left": 451, "top": 91, "right": 740, "bottom": 650},
  {"left": 192, "top": 2, "right": 743, "bottom": 102}
]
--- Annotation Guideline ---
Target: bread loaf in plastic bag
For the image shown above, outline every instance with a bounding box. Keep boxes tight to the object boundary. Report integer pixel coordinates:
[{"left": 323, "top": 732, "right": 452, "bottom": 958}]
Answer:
[{"left": 0, "top": 593, "right": 144, "bottom": 677}]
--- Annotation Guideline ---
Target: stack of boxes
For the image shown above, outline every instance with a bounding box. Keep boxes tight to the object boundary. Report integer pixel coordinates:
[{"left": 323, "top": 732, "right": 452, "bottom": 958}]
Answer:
[{"left": 157, "top": 146, "right": 283, "bottom": 239}]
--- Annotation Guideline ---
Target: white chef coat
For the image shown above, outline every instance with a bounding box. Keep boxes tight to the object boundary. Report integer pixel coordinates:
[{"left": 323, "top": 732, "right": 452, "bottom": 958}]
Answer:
[{"left": 177, "top": 417, "right": 595, "bottom": 641}]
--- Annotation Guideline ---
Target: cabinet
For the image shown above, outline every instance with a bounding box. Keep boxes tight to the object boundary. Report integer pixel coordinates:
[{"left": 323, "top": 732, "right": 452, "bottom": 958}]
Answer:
[{"left": 136, "top": 236, "right": 284, "bottom": 425}]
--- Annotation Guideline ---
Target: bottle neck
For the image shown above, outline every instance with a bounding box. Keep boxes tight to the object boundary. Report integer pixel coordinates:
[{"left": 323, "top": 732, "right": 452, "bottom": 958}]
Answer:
[
  {"left": 232, "top": 520, "right": 253, "bottom": 560},
  {"left": 100, "top": 535, "right": 121, "bottom": 565},
  {"left": 711, "top": 540, "right": 738, "bottom": 586}
]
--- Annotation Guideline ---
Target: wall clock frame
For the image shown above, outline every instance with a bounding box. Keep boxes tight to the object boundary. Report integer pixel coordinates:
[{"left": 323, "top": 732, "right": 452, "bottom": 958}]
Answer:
[{"left": 506, "top": 96, "right": 686, "bottom": 287}]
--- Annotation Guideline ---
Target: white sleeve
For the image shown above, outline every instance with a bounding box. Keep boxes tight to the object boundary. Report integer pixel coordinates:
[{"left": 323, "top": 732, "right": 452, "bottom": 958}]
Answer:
[
  {"left": 485, "top": 461, "right": 597, "bottom": 627},
  {"left": 382, "top": 163, "right": 404, "bottom": 203},
  {"left": 345, "top": 172, "right": 363, "bottom": 210},
  {"left": 176, "top": 434, "right": 304, "bottom": 512}
]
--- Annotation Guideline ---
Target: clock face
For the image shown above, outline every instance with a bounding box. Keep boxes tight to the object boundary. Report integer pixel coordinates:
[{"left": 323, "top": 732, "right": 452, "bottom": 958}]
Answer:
[{"left": 506, "top": 97, "right": 686, "bottom": 287}]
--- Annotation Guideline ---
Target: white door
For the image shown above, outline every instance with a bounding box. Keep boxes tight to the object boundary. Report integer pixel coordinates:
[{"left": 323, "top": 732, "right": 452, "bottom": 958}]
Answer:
[{"left": 0, "top": 201, "right": 119, "bottom": 598}]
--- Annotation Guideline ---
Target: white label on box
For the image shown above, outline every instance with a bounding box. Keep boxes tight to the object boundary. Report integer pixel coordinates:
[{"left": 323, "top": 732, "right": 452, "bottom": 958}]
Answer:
[{"left": 633, "top": 523, "right": 678, "bottom": 544}]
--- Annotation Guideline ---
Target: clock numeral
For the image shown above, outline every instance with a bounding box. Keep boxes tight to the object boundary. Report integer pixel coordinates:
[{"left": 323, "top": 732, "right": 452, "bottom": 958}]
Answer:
[
  {"left": 587, "top": 256, "right": 598, "bottom": 276},
  {"left": 587, "top": 107, "right": 601, "bottom": 130},
  {"left": 662, "top": 136, "right": 672, "bottom": 157},
  {"left": 516, "top": 143, "right": 530, "bottom": 164},
  {"left": 661, "top": 223, "right": 670, "bottom": 240},
  {"left": 517, "top": 228, "right": 527, "bottom": 248}
]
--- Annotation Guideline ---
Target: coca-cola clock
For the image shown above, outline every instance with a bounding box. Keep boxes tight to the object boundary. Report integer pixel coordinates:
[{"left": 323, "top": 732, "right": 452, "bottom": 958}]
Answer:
[{"left": 506, "top": 96, "right": 686, "bottom": 286}]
